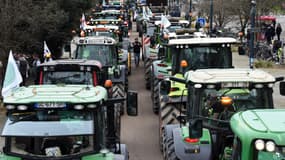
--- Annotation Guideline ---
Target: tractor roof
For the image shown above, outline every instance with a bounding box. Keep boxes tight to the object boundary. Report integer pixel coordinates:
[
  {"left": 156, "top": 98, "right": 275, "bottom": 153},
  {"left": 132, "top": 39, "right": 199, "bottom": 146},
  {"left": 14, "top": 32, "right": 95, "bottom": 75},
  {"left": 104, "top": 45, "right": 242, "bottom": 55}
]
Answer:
[
  {"left": 75, "top": 36, "right": 117, "bottom": 45},
  {"left": 185, "top": 68, "right": 276, "bottom": 84},
  {"left": 4, "top": 85, "right": 107, "bottom": 104},
  {"left": 231, "top": 109, "right": 285, "bottom": 146},
  {"left": 168, "top": 37, "right": 236, "bottom": 45},
  {"left": 38, "top": 59, "right": 102, "bottom": 69}
]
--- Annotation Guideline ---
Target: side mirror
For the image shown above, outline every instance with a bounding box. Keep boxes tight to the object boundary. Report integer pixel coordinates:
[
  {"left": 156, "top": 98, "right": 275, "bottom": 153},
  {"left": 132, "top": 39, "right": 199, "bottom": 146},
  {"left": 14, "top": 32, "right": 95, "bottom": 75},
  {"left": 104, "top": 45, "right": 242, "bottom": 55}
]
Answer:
[
  {"left": 280, "top": 81, "right": 285, "bottom": 96},
  {"left": 160, "top": 80, "right": 171, "bottom": 95},
  {"left": 189, "top": 119, "right": 203, "bottom": 139},
  {"left": 127, "top": 91, "right": 138, "bottom": 116}
]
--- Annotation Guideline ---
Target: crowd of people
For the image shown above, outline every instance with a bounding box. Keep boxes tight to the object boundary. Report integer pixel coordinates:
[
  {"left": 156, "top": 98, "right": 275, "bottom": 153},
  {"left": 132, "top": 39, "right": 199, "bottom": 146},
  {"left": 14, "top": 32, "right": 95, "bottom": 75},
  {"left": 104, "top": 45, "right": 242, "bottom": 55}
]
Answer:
[
  {"left": 263, "top": 20, "right": 283, "bottom": 44},
  {"left": 11, "top": 53, "right": 52, "bottom": 86}
]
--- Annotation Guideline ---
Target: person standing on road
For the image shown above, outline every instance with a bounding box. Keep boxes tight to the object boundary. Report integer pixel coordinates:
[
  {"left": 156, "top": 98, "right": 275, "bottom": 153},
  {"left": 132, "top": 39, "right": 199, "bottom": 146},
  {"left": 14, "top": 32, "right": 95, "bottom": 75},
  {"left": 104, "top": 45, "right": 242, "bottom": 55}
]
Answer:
[
  {"left": 132, "top": 38, "right": 142, "bottom": 67},
  {"left": 276, "top": 23, "right": 282, "bottom": 41}
]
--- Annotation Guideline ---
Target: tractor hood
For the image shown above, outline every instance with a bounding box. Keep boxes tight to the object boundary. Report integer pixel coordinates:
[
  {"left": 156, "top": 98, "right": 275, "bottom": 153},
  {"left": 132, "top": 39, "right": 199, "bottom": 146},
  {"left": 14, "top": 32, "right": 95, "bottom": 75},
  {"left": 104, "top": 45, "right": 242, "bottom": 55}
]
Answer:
[
  {"left": 231, "top": 109, "right": 285, "bottom": 146},
  {"left": 241, "top": 109, "right": 285, "bottom": 133},
  {"left": 4, "top": 85, "right": 108, "bottom": 104}
]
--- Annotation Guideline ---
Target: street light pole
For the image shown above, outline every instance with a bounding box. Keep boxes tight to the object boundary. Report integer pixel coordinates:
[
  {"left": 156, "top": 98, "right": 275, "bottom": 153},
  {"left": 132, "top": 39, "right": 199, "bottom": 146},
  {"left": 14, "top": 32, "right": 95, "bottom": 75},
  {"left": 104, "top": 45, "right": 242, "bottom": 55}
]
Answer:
[
  {"left": 209, "top": 0, "right": 213, "bottom": 34},
  {"left": 189, "top": 0, "right": 192, "bottom": 25},
  {"left": 249, "top": 0, "right": 256, "bottom": 69}
]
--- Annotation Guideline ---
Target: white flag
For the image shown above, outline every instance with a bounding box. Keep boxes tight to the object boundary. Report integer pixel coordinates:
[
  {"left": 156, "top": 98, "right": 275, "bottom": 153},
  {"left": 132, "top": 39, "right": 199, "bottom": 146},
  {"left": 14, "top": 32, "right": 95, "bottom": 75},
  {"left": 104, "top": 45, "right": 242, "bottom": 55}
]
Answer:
[
  {"left": 80, "top": 13, "right": 87, "bottom": 30},
  {"left": 161, "top": 15, "right": 171, "bottom": 29},
  {"left": 1, "top": 50, "right": 23, "bottom": 98},
  {"left": 43, "top": 41, "right": 51, "bottom": 57}
]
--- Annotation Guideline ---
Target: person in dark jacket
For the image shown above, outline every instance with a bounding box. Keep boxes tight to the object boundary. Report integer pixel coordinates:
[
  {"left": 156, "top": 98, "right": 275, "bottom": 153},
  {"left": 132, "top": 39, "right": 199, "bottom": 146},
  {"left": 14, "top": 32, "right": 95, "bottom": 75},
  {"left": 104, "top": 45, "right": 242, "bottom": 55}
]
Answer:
[
  {"left": 276, "top": 23, "right": 282, "bottom": 41},
  {"left": 132, "top": 38, "right": 142, "bottom": 67}
]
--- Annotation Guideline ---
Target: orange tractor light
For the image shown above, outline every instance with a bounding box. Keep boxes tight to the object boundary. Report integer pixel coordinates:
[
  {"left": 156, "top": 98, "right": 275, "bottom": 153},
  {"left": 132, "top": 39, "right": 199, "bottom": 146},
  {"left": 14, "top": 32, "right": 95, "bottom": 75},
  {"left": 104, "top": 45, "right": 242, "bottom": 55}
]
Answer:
[
  {"left": 220, "top": 96, "right": 233, "bottom": 107},
  {"left": 104, "top": 80, "right": 113, "bottom": 88},
  {"left": 180, "top": 60, "right": 188, "bottom": 68}
]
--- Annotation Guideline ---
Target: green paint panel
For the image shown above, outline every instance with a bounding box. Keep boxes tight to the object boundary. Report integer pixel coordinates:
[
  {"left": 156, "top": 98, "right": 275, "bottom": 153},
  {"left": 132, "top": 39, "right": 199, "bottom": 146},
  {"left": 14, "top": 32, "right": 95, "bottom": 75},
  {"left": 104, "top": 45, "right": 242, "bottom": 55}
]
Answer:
[
  {"left": 169, "top": 73, "right": 187, "bottom": 96},
  {"left": 0, "top": 154, "right": 21, "bottom": 160}
]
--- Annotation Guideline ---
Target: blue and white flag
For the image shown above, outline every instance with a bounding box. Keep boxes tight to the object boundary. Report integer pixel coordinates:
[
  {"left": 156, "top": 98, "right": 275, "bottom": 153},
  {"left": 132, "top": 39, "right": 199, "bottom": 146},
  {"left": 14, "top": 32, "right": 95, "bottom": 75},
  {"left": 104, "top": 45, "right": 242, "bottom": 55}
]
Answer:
[{"left": 1, "top": 50, "right": 23, "bottom": 98}]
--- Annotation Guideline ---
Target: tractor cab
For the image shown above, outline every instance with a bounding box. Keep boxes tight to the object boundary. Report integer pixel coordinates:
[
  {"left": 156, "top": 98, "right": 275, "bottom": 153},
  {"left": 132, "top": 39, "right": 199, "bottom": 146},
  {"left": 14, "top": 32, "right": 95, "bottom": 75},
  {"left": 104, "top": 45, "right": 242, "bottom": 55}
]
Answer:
[
  {"left": 168, "top": 37, "right": 236, "bottom": 75},
  {"left": 35, "top": 59, "right": 105, "bottom": 86},
  {"left": 74, "top": 36, "right": 118, "bottom": 66},
  {"left": 1, "top": 84, "right": 138, "bottom": 159}
]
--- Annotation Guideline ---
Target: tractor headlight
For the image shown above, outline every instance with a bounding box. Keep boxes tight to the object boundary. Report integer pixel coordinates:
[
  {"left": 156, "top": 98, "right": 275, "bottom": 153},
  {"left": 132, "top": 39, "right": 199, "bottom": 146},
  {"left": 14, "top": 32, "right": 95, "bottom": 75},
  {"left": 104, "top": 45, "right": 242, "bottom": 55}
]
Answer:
[
  {"left": 255, "top": 139, "right": 265, "bottom": 151},
  {"left": 6, "top": 105, "right": 15, "bottom": 110},
  {"left": 17, "top": 105, "right": 28, "bottom": 111},
  {"left": 265, "top": 141, "right": 275, "bottom": 152},
  {"left": 87, "top": 104, "right": 97, "bottom": 109},
  {"left": 74, "top": 105, "right": 84, "bottom": 110}
]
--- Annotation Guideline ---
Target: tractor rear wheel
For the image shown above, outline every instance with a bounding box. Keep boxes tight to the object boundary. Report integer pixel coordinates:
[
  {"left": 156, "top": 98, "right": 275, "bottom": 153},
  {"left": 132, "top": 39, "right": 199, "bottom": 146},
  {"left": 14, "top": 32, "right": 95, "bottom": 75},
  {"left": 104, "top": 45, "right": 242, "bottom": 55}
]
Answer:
[
  {"left": 159, "top": 104, "right": 180, "bottom": 151},
  {"left": 164, "top": 137, "right": 179, "bottom": 160},
  {"left": 114, "top": 104, "right": 121, "bottom": 142},
  {"left": 144, "top": 59, "right": 151, "bottom": 90},
  {"left": 152, "top": 78, "right": 160, "bottom": 114},
  {"left": 113, "top": 83, "right": 126, "bottom": 115}
]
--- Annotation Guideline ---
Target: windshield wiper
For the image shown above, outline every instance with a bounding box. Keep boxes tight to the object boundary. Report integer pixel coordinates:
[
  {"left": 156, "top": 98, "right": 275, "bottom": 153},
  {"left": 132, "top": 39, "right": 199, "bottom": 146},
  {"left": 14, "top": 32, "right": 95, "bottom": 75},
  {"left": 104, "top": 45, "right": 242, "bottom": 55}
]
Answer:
[{"left": 9, "top": 113, "right": 37, "bottom": 125}]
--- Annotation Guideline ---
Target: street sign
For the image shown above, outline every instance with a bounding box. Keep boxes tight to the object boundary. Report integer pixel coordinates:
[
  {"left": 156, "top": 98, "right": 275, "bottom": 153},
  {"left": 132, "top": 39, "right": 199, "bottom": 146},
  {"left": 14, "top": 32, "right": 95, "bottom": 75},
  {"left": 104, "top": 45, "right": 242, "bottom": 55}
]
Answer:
[{"left": 197, "top": 18, "right": 206, "bottom": 27}]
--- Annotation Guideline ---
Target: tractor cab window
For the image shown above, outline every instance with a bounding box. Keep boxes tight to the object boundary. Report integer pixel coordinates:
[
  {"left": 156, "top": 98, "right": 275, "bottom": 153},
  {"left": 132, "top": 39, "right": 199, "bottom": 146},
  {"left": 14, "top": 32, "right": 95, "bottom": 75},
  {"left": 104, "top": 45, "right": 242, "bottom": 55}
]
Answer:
[
  {"left": 192, "top": 87, "right": 273, "bottom": 123},
  {"left": 171, "top": 45, "right": 232, "bottom": 73},
  {"left": 2, "top": 110, "right": 94, "bottom": 157},
  {"left": 43, "top": 71, "right": 93, "bottom": 85},
  {"left": 76, "top": 45, "right": 116, "bottom": 66}
]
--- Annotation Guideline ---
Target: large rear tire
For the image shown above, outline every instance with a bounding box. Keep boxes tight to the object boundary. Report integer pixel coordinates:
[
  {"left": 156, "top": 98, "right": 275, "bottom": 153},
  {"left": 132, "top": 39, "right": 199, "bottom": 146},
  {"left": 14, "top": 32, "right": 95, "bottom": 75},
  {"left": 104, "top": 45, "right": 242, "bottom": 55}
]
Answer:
[
  {"left": 159, "top": 104, "right": 180, "bottom": 151},
  {"left": 164, "top": 137, "right": 179, "bottom": 160},
  {"left": 144, "top": 59, "right": 151, "bottom": 90},
  {"left": 113, "top": 83, "right": 126, "bottom": 115},
  {"left": 152, "top": 78, "right": 160, "bottom": 114}
]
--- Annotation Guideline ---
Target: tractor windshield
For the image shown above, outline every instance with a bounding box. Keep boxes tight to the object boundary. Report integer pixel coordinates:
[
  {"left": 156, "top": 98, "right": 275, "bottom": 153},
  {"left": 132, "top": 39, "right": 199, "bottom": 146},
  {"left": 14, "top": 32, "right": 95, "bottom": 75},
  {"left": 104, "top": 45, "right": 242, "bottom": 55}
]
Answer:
[
  {"left": 171, "top": 45, "right": 232, "bottom": 73},
  {"left": 43, "top": 71, "right": 93, "bottom": 85},
  {"left": 192, "top": 87, "right": 273, "bottom": 123},
  {"left": 2, "top": 110, "right": 94, "bottom": 157},
  {"left": 76, "top": 45, "right": 117, "bottom": 66}
]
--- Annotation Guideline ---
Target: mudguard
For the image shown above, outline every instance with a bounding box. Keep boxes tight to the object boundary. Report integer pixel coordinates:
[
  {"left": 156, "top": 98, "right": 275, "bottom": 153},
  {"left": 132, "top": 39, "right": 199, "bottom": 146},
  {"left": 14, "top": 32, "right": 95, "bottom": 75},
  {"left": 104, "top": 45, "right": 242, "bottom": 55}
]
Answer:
[
  {"left": 164, "top": 124, "right": 180, "bottom": 139},
  {"left": 164, "top": 124, "right": 212, "bottom": 160},
  {"left": 172, "top": 128, "right": 212, "bottom": 160},
  {"left": 152, "top": 60, "right": 171, "bottom": 79}
]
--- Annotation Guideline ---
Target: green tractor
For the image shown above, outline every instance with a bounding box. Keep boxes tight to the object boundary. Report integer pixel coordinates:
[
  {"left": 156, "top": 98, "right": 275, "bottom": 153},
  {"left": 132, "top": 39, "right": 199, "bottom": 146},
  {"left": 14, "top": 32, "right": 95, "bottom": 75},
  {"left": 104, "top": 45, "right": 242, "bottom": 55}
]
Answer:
[
  {"left": 229, "top": 109, "right": 285, "bottom": 160},
  {"left": 159, "top": 68, "right": 283, "bottom": 160},
  {"left": 151, "top": 36, "right": 236, "bottom": 114},
  {"left": 72, "top": 36, "right": 130, "bottom": 114},
  {"left": 35, "top": 59, "right": 129, "bottom": 147},
  {"left": 0, "top": 83, "right": 138, "bottom": 159}
]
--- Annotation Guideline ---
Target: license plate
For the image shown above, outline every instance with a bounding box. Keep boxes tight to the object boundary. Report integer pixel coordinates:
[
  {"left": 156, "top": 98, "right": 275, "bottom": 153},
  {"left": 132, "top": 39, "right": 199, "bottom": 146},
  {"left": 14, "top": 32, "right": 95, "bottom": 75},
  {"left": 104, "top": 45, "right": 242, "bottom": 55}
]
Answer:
[
  {"left": 35, "top": 102, "right": 66, "bottom": 108},
  {"left": 45, "top": 146, "right": 62, "bottom": 156}
]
